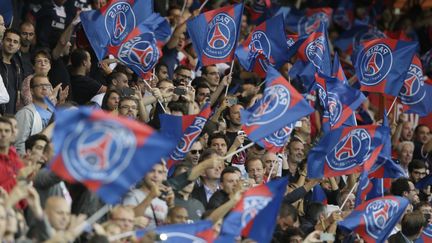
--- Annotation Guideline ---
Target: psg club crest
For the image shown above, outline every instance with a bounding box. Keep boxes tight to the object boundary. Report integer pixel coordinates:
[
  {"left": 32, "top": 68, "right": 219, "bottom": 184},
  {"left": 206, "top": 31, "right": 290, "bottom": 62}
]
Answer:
[
  {"left": 326, "top": 128, "right": 372, "bottom": 171},
  {"left": 171, "top": 117, "right": 207, "bottom": 160},
  {"left": 353, "top": 28, "right": 387, "bottom": 53},
  {"left": 264, "top": 124, "right": 293, "bottom": 147},
  {"left": 204, "top": 13, "right": 237, "bottom": 59},
  {"left": 118, "top": 33, "right": 159, "bottom": 73},
  {"left": 242, "top": 196, "right": 272, "bottom": 227},
  {"left": 298, "top": 12, "right": 329, "bottom": 35},
  {"left": 316, "top": 82, "right": 327, "bottom": 107},
  {"left": 248, "top": 31, "right": 271, "bottom": 71},
  {"left": 306, "top": 35, "right": 326, "bottom": 70},
  {"left": 246, "top": 84, "right": 291, "bottom": 126},
  {"left": 105, "top": 1, "right": 136, "bottom": 46},
  {"left": 328, "top": 92, "right": 342, "bottom": 126},
  {"left": 359, "top": 44, "right": 393, "bottom": 86},
  {"left": 62, "top": 120, "right": 136, "bottom": 183},
  {"left": 364, "top": 199, "right": 400, "bottom": 240},
  {"left": 400, "top": 63, "right": 425, "bottom": 105}
]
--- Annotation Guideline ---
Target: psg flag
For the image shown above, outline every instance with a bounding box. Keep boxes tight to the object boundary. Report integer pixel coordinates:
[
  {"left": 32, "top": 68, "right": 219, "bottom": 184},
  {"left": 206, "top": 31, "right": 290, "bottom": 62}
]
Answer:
[
  {"left": 256, "top": 123, "right": 294, "bottom": 153},
  {"left": 415, "top": 223, "right": 432, "bottom": 243},
  {"left": 399, "top": 55, "right": 432, "bottom": 117},
  {"left": 49, "top": 107, "right": 176, "bottom": 204},
  {"left": 353, "top": 38, "right": 418, "bottom": 96},
  {"left": 80, "top": 0, "right": 154, "bottom": 60},
  {"left": 235, "top": 14, "right": 292, "bottom": 77},
  {"left": 241, "top": 66, "right": 314, "bottom": 142},
  {"left": 338, "top": 196, "right": 409, "bottom": 243},
  {"left": 187, "top": 4, "right": 243, "bottom": 67},
  {"left": 107, "top": 13, "right": 172, "bottom": 79},
  {"left": 307, "top": 125, "right": 389, "bottom": 178}
]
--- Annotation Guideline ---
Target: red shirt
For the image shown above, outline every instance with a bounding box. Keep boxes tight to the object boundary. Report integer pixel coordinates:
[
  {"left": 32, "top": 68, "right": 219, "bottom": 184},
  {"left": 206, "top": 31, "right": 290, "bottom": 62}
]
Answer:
[{"left": 0, "top": 147, "right": 24, "bottom": 193}]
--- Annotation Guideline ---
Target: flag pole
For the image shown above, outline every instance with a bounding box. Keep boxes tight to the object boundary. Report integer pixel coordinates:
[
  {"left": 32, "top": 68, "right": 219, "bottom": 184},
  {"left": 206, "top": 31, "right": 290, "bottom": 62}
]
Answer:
[
  {"left": 74, "top": 204, "right": 111, "bottom": 233},
  {"left": 225, "top": 60, "right": 235, "bottom": 96},
  {"left": 267, "top": 160, "right": 277, "bottom": 183},
  {"left": 223, "top": 142, "right": 255, "bottom": 160},
  {"left": 339, "top": 182, "right": 358, "bottom": 211},
  {"left": 180, "top": 0, "right": 188, "bottom": 17},
  {"left": 142, "top": 78, "right": 167, "bottom": 113},
  {"left": 198, "top": 0, "right": 210, "bottom": 13},
  {"left": 386, "top": 97, "right": 397, "bottom": 117}
]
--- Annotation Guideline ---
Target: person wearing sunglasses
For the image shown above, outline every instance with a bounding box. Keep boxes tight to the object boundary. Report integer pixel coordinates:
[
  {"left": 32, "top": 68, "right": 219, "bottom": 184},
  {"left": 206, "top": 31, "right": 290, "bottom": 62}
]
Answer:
[{"left": 184, "top": 141, "right": 204, "bottom": 166}]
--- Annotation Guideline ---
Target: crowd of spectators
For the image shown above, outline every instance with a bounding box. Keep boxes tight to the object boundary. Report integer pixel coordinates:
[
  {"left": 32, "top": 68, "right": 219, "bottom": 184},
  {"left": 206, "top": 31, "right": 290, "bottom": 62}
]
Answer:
[{"left": 0, "top": 0, "right": 431, "bottom": 242}]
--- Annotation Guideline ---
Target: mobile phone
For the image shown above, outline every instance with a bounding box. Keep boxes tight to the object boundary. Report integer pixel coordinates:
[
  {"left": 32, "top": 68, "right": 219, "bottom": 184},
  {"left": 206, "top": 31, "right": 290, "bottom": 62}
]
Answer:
[
  {"left": 320, "top": 232, "right": 335, "bottom": 241},
  {"left": 173, "top": 87, "right": 187, "bottom": 96},
  {"left": 120, "top": 87, "right": 135, "bottom": 97},
  {"left": 227, "top": 96, "right": 238, "bottom": 106}
]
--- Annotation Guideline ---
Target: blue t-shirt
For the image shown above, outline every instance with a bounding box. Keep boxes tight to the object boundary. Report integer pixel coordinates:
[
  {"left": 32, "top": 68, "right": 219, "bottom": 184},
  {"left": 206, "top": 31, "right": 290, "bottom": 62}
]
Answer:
[{"left": 34, "top": 104, "right": 53, "bottom": 128}]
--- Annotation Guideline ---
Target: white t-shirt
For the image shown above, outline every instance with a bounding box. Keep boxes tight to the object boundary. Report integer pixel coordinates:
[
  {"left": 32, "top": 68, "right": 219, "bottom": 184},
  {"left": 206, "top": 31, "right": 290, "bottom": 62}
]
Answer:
[{"left": 123, "top": 189, "right": 168, "bottom": 227}]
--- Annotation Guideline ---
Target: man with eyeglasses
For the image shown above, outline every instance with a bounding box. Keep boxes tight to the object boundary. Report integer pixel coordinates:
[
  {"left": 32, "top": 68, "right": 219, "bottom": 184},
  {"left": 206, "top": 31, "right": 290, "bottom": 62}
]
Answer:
[
  {"left": 118, "top": 96, "right": 140, "bottom": 120},
  {"left": 15, "top": 74, "right": 54, "bottom": 155}
]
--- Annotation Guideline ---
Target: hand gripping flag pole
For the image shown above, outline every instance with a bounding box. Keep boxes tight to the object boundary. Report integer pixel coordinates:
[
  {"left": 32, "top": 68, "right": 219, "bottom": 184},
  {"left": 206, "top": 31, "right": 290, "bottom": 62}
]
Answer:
[{"left": 142, "top": 76, "right": 167, "bottom": 113}]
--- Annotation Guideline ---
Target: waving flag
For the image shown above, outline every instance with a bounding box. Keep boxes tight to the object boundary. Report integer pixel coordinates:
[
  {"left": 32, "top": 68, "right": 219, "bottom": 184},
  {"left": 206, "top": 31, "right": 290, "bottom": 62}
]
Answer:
[
  {"left": 297, "top": 8, "right": 333, "bottom": 36},
  {"left": 399, "top": 55, "right": 432, "bottom": 117},
  {"left": 415, "top": 174, "right": 432, "bottom": 190},
  {"left": 307, "top": 125, "right": 389, "bottom": 178},
  {"left": 353, "top": 38, "right": 418, "bottom": 96},
  {"left": 80, "top": 0, "right": 154, "bottom": 60},
  {"left": 311, "top": 184, "right": 328, "bottom": 205},
  {"left": 166, "top": 104, "right": 212, "bottom": 169},
  {"left": 332, "top": 53, "right": 348, "bottom": 84},
  {"left": 107, "top": 13, "right": 172, "bottom": 79},
  {"left": 289, "top": 23, "right": 332, "bottom": 86},
  {"left": 241, "top": 67, "right": 314, "bottom": 142},
  {"left": 217, "top": 177, "right": 288, "bottom": 241},
  {"left": 247, "top": 0, "right": 271, "bottom": 25},
  {"left": 333, "top": 0, "right": 354, "bottom": 30},
  {"left": 323, "top": 75, "right": 366, "bottom": 130},
  {"left": 49, "top": 107, "right": 176, "bottom": 204},
  {"left": 416, "top": 223, "right": 432, "bottom": 243},
  {"left": 338, "top": 196, "right": 409, "bottom": 243},
  {"left": 136, "top": 220, "right": 215, "bottom": 242},
  {"left": 0, "top": 0, "right": 13, "bottom": 27},
  {"left": 256, "top": 123, "right": 293, "bottom": 153},
  {"left": 334, "top": 25, "right": 385, "bottom": 54},
  {"left": 235, "top": 14, "right": 291, "bottom": 77},
  {"left": 355, "top": 173, "right": 385, "bottom": 207},
  {"left": 159, "top": 113, "right": 197, "bottom": 141},
  {"left": 187, "top": 4, "right": 243, "bottom": 67}
]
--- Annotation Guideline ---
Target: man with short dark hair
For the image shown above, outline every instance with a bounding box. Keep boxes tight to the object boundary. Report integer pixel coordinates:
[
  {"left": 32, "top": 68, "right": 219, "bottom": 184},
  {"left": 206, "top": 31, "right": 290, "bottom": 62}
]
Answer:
[
  {"left": 391, "top": 178, "right": 420, "bottom": 205},
  {"left": 245, "top": 158, "right": 266, "bottom": 185},
  {"left": 0, "top": 28, "right": 23, "bottom": 114},
  {"left": 208, "top": 133, "right": 229, "bottom": 157},
  {"left": 285, "top": 138, "right": 305, "bottom": 183},
  {"left": 388, "top": 211, "right": 425, "bottom": 243},
  {"left": 409, "top": 160, "right": 427, "bottom": 183},
  {"left": 207, "top": 166, "right": 241, "bottom": 210},
  {"left": 91, "top": 71, "right": 129, "bottom": 106},
  {"left": 24, "top": 133, "right": 49, "bottom": 165},
  {"left": 413, "top": 124, "right": 431, "bottom": 166}
]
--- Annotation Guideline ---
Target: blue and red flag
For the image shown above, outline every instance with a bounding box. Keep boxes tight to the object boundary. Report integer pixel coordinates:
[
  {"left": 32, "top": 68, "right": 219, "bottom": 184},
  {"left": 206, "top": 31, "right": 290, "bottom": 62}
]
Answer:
[
  {"left": 338, "top": 196, "right": 409, "bottom": 243},
  {"left": 235, "top": 14, "right": 290, "bottom": 77},
  {"left": 159, "top": 113, "right": 197, "bottom": 141},
  {"left": 256, "top": 123, "right": 293, "bottom": 153},
  {"left": 334, "top": 25, "right": 385, "bottom": 54},
  {"left": 399, "top": 55, "right": 432, "bottom": 117},
  {"left": 241, "top": 66, "right": 314, "bottom": 142},
  {"left": 166, "top": 103, "right": 212, "bottom": 169},
  {"left": 246, "top": 0, "right": 271, "bottom": 25},
  {"left": 332, "top": 53, "right": 348, "bottom": 84},
  {"left": 216, "top": 177, "right": 288, "bottom": 242},
  {"left": 187, "top": 4, "right": 243, "bottom": 67},
  {"left": 136, "top": 220, "right": 215, "bottom": 242},
  {"left": 355, "top": 172, "right": 385, "bottom": 207},
  {"left": 49, "top": 107, "right": 176, "bottom": 204},
  {"left": 307, "top": 125, "right": 389, "bottom": 178},
  {"left": 333, "top": 0, "right": 354, "bottom": 30},
  {"left": 0, "top": 0, "right": 13, "bottom": 27},
  {"left": 415, "top": 174, "right": 432, "bottom": 190},
  {"left": 107, "top": 13, "right": 172, "bottom": 79},
  {"left": 322, "top": 74, "right": 366, "bottom": 130},
  {"left": 353, "top": 38, "right": 418, "bottom": 96},
  {"left": 289, "top": 23, "right": 332, "bottom": 86},
  {"left": 415, "top": 223, "right": 432, "bottom": 243},
  {"left": 311, "top": 184, "right": 328, "bottom": 205},
  {"left": 80, "top": 0, "right": 154, "bottom": 60},
  {"left": 297, "top": 8, "right": 333, "bottom": 36}
]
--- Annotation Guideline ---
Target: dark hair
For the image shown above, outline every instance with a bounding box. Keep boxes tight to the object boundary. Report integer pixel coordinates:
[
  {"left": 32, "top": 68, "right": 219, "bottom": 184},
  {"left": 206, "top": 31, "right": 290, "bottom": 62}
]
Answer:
[
  {"left": 119, "top": 96, "right": 138, "bottom": 108},
  {"left": 31, "top": 48, "right": 52, "bottom": 65},
  {"left": 304, "top": 202, "right": 326, "bottom": 221},
  {"left": 3, "top": 28, "right": 20, "bottom": 40},
  {"left": 207, "top": 133, "right": 228, "bottom": 148},
  {"left": 414, "top": 124, "right": 430, "bottom": 137},
  {"left": 413, "top": 201, "right": 431, "bottom": 211},
  {"left": 244, "top": 158, "right": 264, "bottom": 172},
  {"left": 19, "top": 21, "right": 34, "bottom": 30},
  {"left": 70, "top": 48, "right": 88, "bottom": 68},
  {"left": 390, "top": 178, "right": 411, "bottom": 196},
  {"left": 409, "top": 159, "right": 427, "bottom": 173},
  {"left": 106, "top": 72, "right": 127, "bottom": 87},
  {"left": 195, "top": 82, "right": 211, "bottom": 91},
  {"left": 168, "top": 101, "right": 188, "bottom": 115},
  {"left": 174, "top": 65, "right": 191, "bottom": 75},
  {"left": 285, "top": 227, "right": 305, "bottom": 239},
  {"left": 30, "top": 74, "right": 49, "bottom": 88},
  {"left": 101, "top": 89, "right": 121, "bottom": 111},
  {"left": 221, "top": 166, "right": 241, "bottom": 182},
  {"left": 201, "top": 65, "right": 217, "bottom": 76},
  {"left": 198, "top": 148, "right": 218, "bottom": 163},
  {"left": 278, "top": 203, "right": 299, "bottom": 221},
  {"left": 155, "top": 62, "right": 168, "bottom": 73},
  {"left": 0, "top": 117, "right": 12, "bottom": 128},
  {"left": 401, "top": 211, "right": 425, "bottom": 237},
  {"left": 25, "top": 134, "right": 49, "bottom": 151}
]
